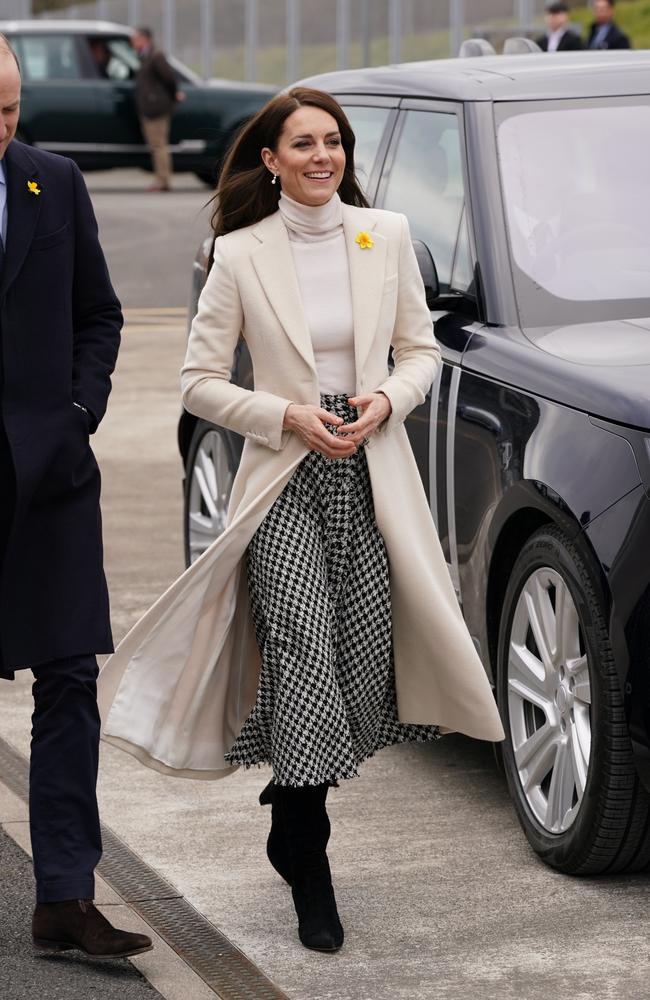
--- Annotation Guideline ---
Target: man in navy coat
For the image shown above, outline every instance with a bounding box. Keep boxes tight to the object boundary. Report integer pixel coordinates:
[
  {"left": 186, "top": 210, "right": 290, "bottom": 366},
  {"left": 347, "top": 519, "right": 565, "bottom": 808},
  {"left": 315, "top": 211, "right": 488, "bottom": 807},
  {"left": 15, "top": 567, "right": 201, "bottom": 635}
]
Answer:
[
  {"left": 0, "top": 37, "right": 152, "bottom": 958},
  {"left": 587, "top": 0, "right": 631, "bottom": 48}
]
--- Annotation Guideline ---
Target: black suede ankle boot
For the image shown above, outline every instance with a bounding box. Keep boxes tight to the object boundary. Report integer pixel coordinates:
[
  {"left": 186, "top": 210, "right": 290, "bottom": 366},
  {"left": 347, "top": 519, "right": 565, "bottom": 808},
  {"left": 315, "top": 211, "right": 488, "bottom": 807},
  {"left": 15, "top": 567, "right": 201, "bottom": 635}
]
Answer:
[
  {"left": 274, "top": 783, "right": 344, "bottom": 953},
  {"left": 259, "top": 779, "right": 292, "bottom": 885}
]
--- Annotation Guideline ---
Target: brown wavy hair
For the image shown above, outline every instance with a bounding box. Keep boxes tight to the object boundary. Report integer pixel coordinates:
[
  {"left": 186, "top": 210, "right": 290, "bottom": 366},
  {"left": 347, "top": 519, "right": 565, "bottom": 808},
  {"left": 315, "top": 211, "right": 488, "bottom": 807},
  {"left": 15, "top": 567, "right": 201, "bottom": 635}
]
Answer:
[{"left": 210, "top": 87, "right": 369, "bottom": 239}]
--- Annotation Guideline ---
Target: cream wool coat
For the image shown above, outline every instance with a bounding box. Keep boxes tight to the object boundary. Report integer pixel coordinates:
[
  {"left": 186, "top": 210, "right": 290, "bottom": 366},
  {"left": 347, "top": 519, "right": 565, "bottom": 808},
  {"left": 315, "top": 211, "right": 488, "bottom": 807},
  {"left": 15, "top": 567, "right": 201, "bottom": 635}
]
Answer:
[{"left": 97, "top": 203, "right": 505, "bottom": 779}]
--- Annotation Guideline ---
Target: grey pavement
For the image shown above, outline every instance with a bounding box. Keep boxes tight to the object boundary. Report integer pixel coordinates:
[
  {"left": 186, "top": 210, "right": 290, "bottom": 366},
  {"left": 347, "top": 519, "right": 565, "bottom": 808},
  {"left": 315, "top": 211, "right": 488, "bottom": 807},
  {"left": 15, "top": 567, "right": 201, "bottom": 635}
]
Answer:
[
  {"left": 1, "top": 169, "right": 650, "bottom": 1000},
  {"left": 0, "top": 825, "right": 162, "bottom": 1000},
  {"left": 84, "top": 168, "right": 210, "bottom": 310}
]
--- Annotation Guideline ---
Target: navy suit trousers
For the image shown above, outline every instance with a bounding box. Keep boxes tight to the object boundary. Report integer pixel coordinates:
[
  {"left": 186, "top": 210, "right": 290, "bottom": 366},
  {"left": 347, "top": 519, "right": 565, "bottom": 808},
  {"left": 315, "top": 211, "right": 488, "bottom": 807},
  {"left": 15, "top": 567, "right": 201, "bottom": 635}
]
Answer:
[{"left": 29, "top": 654, "right": 103, "bottom": 903}]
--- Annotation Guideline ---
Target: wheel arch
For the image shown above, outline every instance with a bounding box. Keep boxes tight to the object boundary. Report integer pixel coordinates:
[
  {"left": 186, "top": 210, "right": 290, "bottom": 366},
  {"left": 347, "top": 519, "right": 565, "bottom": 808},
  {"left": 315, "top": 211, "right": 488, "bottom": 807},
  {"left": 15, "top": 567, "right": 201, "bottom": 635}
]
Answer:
[{"left": 485, "top": 483, "right": 610, "bottom": 682}]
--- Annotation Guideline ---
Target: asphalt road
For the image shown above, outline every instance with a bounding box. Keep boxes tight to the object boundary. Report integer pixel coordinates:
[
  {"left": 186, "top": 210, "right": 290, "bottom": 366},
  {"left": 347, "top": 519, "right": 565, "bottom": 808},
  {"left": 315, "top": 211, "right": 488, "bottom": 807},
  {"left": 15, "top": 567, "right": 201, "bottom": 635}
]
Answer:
[
  {"left": 85, "top": 168, "right": 211, "bottom": 309},
  {"left": 1, "top": 167, "right": 649, "bottom": 1000},
  {"left": 0, "top": 825, "right": 162, "bottom": 1000}
]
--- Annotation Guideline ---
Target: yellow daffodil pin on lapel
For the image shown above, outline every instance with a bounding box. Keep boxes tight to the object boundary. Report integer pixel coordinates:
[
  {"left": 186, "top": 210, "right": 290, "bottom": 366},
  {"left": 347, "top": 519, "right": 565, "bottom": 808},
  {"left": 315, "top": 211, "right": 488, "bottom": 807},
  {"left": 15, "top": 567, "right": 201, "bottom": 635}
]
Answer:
[
  {"left": 27, "top": 180, "right": 41, "bottom": 196},
  {"left": 355, "top": 230, "right": 374, "bottom": 250}
]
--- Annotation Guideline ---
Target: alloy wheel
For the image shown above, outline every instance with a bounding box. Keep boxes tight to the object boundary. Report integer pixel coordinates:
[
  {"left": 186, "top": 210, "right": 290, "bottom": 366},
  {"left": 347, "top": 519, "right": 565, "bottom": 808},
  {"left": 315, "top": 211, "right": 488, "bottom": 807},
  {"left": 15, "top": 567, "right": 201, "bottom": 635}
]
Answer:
[
  {"left": 507, "top": 567, "right": 592, "bottom": 834},
  {"left": 187, "top": 430, "right": 233, "bottom": 563}
]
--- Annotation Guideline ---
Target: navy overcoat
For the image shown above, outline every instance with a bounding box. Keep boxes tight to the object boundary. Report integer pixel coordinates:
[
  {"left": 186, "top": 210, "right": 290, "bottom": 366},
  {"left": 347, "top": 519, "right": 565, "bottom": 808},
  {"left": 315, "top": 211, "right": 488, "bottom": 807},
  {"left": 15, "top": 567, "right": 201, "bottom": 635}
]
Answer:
[{"left": 0, "top": 140, "right": 122, "bottom": 677}]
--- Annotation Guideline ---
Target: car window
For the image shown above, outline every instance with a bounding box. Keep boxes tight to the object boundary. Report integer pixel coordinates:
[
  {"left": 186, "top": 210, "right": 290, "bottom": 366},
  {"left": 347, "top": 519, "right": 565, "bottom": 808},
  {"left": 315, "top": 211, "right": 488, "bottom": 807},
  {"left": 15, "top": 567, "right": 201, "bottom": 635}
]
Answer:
[
  {"left": 14, "top": 34, "right": 82, "bottom": 81},
  {"left": 82, "top": 36, "right": 138, "bottom": 81},
  {"left": 341, "top": 106, "right": 391, "bottom": 196},
  {"left": 380, "top": 110, "right": 465, "bottom": 290},
  {"left": 105, "top": 38, "right": 140, "bottom": 80},
  {"left": 497, "top": 98, "right": 650, "bottom": 325}
]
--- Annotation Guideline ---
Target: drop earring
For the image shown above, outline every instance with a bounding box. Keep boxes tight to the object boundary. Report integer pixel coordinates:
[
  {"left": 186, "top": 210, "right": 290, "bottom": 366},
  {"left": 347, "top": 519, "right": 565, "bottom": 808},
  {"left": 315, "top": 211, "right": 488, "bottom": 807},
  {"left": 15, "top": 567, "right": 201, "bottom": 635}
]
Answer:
[{"left": 271, "top": 172, "right": 278, "bottom": 185}]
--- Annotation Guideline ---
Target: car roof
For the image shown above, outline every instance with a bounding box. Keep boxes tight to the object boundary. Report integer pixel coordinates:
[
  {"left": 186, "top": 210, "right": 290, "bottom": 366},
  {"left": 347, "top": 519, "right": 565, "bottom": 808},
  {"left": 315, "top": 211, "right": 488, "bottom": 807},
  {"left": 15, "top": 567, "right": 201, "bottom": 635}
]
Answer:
[
  {"left": 0, "top": 20, "right": 132, "bottom": 37},
  {"left": 297, "top": 51, "right": 650, "bottom": 102}
]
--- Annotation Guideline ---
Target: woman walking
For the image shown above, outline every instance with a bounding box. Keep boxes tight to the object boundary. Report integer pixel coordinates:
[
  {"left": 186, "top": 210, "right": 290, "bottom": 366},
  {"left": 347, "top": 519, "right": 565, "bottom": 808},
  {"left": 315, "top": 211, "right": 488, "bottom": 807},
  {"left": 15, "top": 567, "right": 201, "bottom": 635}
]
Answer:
[{"left": 98, "top": 88, "right": 504, "bottom": 954}]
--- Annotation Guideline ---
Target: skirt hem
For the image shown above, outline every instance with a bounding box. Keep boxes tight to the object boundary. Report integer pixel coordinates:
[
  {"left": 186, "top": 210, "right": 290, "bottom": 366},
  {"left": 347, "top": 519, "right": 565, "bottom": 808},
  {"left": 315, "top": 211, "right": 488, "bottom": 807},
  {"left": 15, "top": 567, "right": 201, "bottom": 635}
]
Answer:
[{"left": 224, "top": 727, "right": 443, "bottom": 787}]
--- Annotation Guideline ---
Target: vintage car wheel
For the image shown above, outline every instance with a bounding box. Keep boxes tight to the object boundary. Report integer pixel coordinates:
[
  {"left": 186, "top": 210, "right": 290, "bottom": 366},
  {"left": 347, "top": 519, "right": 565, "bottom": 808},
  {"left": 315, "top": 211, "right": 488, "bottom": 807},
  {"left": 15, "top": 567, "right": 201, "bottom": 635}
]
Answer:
[
  {"left": 183, "top": 421, "right": 235, "bottom": 566},
  {"left": 497, "top": 524, "right": 650, "bottom": 874}
]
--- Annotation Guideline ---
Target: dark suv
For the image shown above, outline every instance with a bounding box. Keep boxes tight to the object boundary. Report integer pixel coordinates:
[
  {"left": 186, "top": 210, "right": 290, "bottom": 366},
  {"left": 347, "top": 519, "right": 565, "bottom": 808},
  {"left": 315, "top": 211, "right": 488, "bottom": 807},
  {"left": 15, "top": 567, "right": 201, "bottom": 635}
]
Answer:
[{"left": 179, "top": 50, "right": 650, "bottom": 875}]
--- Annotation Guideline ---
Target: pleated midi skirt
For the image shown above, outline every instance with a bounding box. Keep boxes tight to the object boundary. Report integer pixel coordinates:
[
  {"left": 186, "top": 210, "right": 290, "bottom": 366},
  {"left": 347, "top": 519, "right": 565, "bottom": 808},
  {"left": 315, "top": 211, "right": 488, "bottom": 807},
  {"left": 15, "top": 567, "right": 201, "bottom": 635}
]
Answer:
[{"left": 225, "top": 393, "right": 440, "bottom": 786}]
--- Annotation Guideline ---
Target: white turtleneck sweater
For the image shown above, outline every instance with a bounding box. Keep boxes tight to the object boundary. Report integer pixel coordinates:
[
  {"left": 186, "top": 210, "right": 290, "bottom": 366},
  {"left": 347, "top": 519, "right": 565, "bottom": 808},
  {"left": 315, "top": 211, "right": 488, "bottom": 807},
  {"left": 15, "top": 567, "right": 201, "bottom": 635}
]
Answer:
[{"left": 277, "top": 190, "right": 356, "bottom": 395}]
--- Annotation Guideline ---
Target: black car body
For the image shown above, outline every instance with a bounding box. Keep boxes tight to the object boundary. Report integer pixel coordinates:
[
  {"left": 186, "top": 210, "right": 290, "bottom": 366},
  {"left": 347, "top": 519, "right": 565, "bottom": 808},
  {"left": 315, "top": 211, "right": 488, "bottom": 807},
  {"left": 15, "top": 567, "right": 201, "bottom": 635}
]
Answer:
[
  {"left": 180, "top": 50, "right": 650, "bottom": 874},
  {"left": 1, "top": 19, "right": 275, "bottom": 182}
]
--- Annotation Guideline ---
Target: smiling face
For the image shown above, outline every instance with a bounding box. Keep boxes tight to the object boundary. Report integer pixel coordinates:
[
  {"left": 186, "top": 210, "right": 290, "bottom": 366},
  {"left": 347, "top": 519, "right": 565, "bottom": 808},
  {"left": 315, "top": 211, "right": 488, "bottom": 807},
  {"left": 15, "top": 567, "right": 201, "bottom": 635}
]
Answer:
[
  {"left": 261, "top": 105, "right": 346, "bottom": 207},
  {"left": 0, "top": 49, "right": 20, "bottom": 160}
]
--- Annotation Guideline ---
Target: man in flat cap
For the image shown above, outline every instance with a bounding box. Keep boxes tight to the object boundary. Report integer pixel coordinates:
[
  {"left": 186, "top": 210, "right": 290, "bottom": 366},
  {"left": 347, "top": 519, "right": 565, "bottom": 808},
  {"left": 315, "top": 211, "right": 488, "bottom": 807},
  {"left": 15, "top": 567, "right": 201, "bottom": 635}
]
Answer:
[{"left": 537, "top": 2, "right": 584, "bottom": 50}]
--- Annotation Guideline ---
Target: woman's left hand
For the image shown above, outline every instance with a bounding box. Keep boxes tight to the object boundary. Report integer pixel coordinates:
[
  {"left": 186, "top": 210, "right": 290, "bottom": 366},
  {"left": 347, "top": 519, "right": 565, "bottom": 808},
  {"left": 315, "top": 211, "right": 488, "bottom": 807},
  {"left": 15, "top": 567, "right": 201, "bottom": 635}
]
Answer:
[{"left": 337, "top": 392, "right": 392, "bottom": 445}]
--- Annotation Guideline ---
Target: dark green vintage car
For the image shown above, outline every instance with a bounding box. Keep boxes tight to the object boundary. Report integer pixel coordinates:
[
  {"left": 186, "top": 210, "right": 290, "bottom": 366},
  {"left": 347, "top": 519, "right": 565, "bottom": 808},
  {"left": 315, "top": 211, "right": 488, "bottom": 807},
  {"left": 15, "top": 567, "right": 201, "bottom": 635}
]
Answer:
[{"left": 0, "top": 19, "right": 276, "bottom": 184}]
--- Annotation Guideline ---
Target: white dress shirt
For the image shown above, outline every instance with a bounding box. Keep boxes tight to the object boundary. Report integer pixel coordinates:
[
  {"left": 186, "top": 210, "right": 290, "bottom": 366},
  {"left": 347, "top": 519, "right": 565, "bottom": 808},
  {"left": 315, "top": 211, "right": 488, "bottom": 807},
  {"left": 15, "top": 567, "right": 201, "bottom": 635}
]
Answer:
[{"left": 547, "top": 27, "right": 568, "bottom": 51}]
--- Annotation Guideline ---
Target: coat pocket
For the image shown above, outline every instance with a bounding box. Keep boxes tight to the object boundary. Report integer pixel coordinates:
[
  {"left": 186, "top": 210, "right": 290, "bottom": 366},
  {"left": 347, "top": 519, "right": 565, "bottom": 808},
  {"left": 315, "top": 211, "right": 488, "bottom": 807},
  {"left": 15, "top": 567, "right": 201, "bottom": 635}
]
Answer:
[{"left": 31, "top": 223, "right": 70, "bottom": 252}]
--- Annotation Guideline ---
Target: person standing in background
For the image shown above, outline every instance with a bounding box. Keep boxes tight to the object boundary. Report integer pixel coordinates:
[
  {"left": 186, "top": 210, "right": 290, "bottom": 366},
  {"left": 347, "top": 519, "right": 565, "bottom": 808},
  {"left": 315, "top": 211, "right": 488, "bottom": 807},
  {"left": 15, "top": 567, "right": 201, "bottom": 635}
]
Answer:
[
  {"left": 587, "top": 0, "right": 631, "bottom": 48},
  {"left": 537, "top": 2, "right": 584, "bottom": 50},
  {"left": 132, "top": 26, "right": 185, "bottom": 192}
]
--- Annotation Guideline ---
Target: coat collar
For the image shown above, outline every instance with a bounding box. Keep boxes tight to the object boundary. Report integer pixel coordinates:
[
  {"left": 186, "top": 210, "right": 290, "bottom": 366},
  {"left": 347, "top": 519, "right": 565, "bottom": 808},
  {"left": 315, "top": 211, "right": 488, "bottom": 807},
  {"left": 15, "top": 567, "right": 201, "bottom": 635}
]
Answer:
[
  {"left": 250, "top": 202, "right": 387, "bottom": 379},
  {"left": 1, "top": 140, "right": 42, "bottom": 298}
]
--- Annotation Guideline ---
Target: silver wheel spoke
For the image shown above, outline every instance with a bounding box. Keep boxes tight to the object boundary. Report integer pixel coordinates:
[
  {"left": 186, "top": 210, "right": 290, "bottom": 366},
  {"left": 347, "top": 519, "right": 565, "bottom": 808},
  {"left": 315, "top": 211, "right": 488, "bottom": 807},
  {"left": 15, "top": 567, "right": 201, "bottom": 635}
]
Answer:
[
  {"left": 189, "top": 511, "right": 218, "bottom": 535},
  {"left": 524, "top": 575, "right": 556, "bottom": 673},
  {"left": 545, "top": 740, "right": 575, "bottom": 832},
  {"left": 187, "top": 431, "right": 233, "bottom": 563},
  {"left": 508, "top": 643, "right": 553, "bottom": 712},
  {"left": 199, "top": 448, "right": 218, "bottom": 501},
  {"left": 515, "top": 723, "right": 556, "bottom": 792},
  {"left": 569, "top": 715, "right": 589, "bottom": 799},
  {"left": 193, "top": 465, "right": 218, "bottom": 520}
]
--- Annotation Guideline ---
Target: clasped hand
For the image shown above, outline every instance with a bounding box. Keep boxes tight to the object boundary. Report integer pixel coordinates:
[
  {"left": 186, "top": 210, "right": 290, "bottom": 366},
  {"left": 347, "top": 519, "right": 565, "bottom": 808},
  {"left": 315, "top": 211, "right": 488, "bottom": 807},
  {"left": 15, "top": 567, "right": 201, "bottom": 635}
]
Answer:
[{"left": 283, "top": 393, "right": 391, "bottom": 459}]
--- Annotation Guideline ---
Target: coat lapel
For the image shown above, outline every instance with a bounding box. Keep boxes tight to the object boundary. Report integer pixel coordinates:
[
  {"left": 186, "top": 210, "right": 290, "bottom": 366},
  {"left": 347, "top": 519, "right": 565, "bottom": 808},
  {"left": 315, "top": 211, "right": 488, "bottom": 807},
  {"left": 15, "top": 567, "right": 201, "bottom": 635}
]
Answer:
[
  {"left": 342, "top": 205, "right": 387, "bottom": 379},
  {"left": 251, "top": 211, "right": 316, "bottom": 374},
  {"left": 1, "top": 141, "right": 42, "bottom": 298},
  {"left": 251, "top": 204, "right": 388, "bottom": 382}
]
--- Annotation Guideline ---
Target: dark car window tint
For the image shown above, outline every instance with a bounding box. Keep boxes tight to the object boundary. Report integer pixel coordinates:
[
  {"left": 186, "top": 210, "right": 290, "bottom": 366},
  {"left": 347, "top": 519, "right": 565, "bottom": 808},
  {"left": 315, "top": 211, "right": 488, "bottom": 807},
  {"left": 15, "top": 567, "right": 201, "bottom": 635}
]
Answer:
[
  {"left": 382, "top": 110, "right": 464, "bottom": 289},
  {"left": 15, "top": 35, "right": 82, "bottom": 81},
  {"left": 342, "top": 106, "right": 391, "bottom": 195}
]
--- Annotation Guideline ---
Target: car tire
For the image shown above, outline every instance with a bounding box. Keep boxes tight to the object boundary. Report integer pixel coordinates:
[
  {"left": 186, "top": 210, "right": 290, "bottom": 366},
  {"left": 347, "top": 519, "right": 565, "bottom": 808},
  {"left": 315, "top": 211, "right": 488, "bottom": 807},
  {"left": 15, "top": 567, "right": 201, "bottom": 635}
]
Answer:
[
  {"left": 183, "top": 420, "right": 236, "bottom": 567},
  {"left": 497, "top": 524, "right": 650, "bottom": 874}
]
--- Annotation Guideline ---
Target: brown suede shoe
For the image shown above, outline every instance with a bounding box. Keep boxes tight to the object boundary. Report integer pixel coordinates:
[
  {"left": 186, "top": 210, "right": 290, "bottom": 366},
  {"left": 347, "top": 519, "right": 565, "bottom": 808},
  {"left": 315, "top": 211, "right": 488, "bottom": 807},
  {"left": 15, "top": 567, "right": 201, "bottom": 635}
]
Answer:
[{"left": 33, "top": 900, "right": 153, "bottom": 959}]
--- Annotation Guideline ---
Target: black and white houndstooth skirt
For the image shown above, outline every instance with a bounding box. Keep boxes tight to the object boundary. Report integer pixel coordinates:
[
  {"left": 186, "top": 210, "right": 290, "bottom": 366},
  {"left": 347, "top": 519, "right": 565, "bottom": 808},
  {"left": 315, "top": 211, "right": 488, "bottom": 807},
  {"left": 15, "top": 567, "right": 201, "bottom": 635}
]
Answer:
[{"left": 224, "top": 393, "right": 441, "bottom": 786}]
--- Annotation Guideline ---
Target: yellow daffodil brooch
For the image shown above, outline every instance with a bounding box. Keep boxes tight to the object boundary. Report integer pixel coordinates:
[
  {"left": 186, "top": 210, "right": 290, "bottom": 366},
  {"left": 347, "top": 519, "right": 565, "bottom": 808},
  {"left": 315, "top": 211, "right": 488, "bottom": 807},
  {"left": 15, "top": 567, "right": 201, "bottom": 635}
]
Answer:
[
  {"left": 27, "top": 180, "right": 41, "bottom": 196},
  {"left": 355, "top": 230, "right": 374, "bottom": 250}
]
